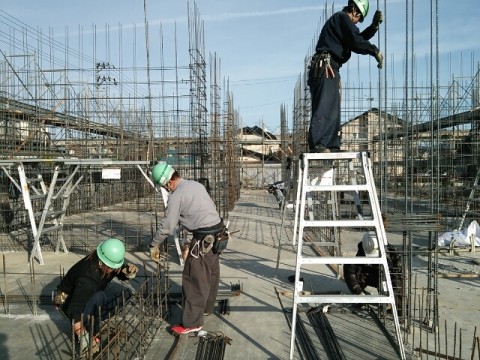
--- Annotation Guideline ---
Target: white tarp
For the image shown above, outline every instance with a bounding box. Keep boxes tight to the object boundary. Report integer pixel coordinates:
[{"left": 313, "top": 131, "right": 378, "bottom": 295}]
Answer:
[{"left": 438, "top": 220, "right": 480, "bottom": 247}]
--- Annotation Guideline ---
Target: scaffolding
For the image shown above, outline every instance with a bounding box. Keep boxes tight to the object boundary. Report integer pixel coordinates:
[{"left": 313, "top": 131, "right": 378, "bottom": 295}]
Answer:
[{"left": 0, "top": 6, "right": 241, "bottom": 255}]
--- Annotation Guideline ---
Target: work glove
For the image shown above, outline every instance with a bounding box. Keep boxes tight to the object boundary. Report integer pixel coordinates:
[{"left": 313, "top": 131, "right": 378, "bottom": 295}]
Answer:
[
  {"left": 150, "top": 245, "right": 160, "bottom": 263},
  {"left": 121, "top": 263, "right": 138, "bottom": 279},
  {"left": 375, "top": 51, "right": 384, "bottom": 69},
  {"left": 79, "top": 331, "right": 90, "bottom": 353},
  {"left": 53, "top": 290, "right": 67, "bottom": 306},
  {"left": 371, "top": 10, "right": 383, "bottom": 29}
]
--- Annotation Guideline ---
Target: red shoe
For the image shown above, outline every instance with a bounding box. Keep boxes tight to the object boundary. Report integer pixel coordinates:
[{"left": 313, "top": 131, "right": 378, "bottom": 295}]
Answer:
[{"left": 171, "top": 324, "right": 203, "bottom": 334}]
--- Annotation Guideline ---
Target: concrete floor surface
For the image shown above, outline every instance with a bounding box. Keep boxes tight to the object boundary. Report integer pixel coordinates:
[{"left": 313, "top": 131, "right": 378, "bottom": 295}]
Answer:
[{"left": 0, "top": 189, "right": 479, "bottom": 359}]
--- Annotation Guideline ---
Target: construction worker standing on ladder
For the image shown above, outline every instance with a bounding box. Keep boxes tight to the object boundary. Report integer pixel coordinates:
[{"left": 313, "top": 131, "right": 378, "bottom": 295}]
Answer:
[
  {"left": 149, "top": 162, "right": 228, "bottom": 335},
  {"left": 307, "top": 0, "right": 383, "bottom": 153}
]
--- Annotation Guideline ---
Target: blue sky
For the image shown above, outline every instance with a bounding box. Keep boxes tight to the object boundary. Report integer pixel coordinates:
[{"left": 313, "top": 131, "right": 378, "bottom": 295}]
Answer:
[{"left": 2, "top": 0, "right": 479, "bottom": 132}]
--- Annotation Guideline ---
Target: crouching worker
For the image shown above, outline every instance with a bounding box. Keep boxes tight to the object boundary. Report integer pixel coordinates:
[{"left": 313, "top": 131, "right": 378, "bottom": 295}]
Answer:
[
  {"left": 343, "top": 232, "right": 403, "bottom": 314},
  {"left": 53, "top": 238, "right": 138, "bottom": 354}
]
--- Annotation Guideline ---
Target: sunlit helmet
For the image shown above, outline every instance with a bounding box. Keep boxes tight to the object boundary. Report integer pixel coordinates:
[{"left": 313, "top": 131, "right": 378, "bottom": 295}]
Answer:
[
  {"left": 97, "top": 238, "right": 125, "bottom": 269},
  {"left": 362, "top": 231, "right": 379, "bottom": 257},
  {"left": 151, "top": 162, "right": 175, "bottom": 187},
  {"left": 350, "top": 0, "right": 369, "bottom": 20}
]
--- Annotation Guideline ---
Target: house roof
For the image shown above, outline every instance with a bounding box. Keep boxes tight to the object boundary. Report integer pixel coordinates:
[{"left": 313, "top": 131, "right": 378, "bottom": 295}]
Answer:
[{"left": 241, "top": 126, "right": 277, "bottom": 140}]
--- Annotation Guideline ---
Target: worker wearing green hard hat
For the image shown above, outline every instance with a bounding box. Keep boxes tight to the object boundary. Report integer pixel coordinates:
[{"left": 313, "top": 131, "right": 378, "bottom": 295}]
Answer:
[
  {"left": 149, "top": 162, "right": 228, "bottom": 335},
  {"left": 151, "top": 161, "right": 175, "bottom": 188},
  {"left": 53, "top": 238, "right": 138, "bottom": 354},
  {"left": 350, "top": 0, "right": 369, "bottom": 21},
  {"left": 97, "top": 237, "right": 126, "bottom": 269},
  {"left": 307, "top": 0, "right": 383, "bottom": 153}
]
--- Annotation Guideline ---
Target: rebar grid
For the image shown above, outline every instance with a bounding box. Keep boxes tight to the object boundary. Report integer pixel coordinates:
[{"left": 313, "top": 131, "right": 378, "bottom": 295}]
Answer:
[{"left": 289, "top": 2, "right": 480, "bottom": 359}]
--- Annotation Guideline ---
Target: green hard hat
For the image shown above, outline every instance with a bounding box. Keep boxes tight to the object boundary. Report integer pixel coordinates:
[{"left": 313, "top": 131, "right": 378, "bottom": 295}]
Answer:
[
  {"left": 351, "top": 0, "right": 369, "bottom": 19},
  {"left": 152, "top": 162, "right": 174, "bottom": 186},
  {"left": 97, "top": 238, "right": 125, "bottom": 269}
]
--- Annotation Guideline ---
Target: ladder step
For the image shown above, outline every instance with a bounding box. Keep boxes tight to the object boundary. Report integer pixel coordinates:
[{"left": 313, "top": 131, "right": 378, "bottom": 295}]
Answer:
[
  {"left": 303, "top": 219, "right": 377, "bottom": 227},
  {"left": 41, "top": 225, "right": 63, "bottom": 234},
  {"left": 299, "top": 256, "right": 386, "bottom": 265},
  {"left": 305, "top": 184, "right": 369, "bottom": 191},
  {"left": 308, "top": 241, "right": 339, "bottom": 247},
  {"left": 295, "top": 294, "right": 393, "bottom": 304}
]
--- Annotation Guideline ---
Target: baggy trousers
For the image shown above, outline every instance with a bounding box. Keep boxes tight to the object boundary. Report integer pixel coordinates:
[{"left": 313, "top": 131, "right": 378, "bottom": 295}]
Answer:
[
  {"left": 182, "top": 245, "right": 220, "bottom": 328},
  {"left": 307, "top": 65, "right": 341, "bottom": 151},
  {"left": 63, "top": 290, "right": 107, "bottom": 333}
]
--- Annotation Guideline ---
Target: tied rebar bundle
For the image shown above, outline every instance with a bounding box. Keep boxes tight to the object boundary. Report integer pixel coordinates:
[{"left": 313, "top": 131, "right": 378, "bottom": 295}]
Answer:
[{"left": 195, "top": 332, "right": 232, "bottom": 360}]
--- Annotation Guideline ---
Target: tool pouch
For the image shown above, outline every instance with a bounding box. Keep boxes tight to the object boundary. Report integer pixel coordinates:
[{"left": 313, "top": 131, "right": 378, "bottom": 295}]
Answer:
[
  {"left": 308, "top": 53, "right": 324, "bottom": 78},
  {"left": 200, "top": 234, "right": 215, "bottom": 255},
  {"left": 212, "top": 228, "right": 229, "bottom": 254}
]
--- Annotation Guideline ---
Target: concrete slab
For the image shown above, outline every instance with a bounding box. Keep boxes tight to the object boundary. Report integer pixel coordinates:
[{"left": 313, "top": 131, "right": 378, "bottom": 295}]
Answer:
[{"left": 0, "top": 189, "right": 479, "bottom": 359}]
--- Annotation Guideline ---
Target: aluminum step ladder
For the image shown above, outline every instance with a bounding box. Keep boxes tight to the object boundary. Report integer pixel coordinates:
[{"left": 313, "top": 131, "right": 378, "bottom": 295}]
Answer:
[{"left": 289, "top": 151, "right": 405, "bottom": 360}]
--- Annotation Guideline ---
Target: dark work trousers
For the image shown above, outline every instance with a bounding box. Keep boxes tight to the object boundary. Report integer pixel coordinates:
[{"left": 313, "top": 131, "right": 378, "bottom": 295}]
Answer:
[
  {"left": 182, "top": 242, "right": 220, "bottom": 328},
  {"left": 307, "top": 65, "right": 341, "bottom": 151},
  {"left": 74, "top": 290, "right": 107, "bottom": 333}
]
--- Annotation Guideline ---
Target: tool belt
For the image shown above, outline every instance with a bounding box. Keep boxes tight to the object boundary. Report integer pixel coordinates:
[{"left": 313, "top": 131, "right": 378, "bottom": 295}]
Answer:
[
  {"left": 192, "top": 221, "right": 229, "bottom": 255},
  {"left": 308, "top": 52, "right": 337, "bottom": 79}
]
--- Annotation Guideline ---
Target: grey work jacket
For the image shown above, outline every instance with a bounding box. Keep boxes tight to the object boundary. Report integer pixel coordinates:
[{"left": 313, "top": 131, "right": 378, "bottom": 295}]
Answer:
[{"left": 150, "top": 178, "right": 221, "bottom": 246}]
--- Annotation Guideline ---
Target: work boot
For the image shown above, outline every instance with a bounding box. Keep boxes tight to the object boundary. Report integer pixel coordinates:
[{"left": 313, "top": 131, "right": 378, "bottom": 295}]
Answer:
[{"left": 310, "top": 145, "right": 330, "bottom": 153}]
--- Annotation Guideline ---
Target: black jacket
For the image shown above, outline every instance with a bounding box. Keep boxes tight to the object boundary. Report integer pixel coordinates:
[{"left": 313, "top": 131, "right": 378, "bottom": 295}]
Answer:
[
  {"left": 315, "top": 9, "right": 379, "bottom": 66},
  {"left": 344, "top": 241, "right": 402, "bottom": 294},
  {"left": 58, "top": 252, "right": 129, "bottom": 322}
]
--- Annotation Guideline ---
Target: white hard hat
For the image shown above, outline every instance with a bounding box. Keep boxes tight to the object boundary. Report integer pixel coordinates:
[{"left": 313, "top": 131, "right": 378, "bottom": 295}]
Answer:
[{"left": 362, "top": 231, "right": 379, "bottom": 257}]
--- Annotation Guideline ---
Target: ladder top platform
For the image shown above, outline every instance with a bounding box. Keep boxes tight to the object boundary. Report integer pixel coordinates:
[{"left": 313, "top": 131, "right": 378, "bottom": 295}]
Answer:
[{"left": 301, "top": 151, "right": 364, "bottom": 160}]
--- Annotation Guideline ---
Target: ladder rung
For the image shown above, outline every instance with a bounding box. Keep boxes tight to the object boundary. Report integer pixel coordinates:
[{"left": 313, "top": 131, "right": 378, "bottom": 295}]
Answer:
[
  {"left": 302, "top": 219, "right": 377, "bottom": 227},
  {"left": 295, "top": 294, "right": 393, "bottom": 304},
  {"left": 305, "top": 184, "right": 369, "bottom": 191},
  {"left": 307, "top": 242, "right": 338, "bottom": 247},
  {"left": 299, "top": 256, "right": 385, "bottom": 265},
  {"left": 40, "top": 225, "right": 63, "bottom": 234}
]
